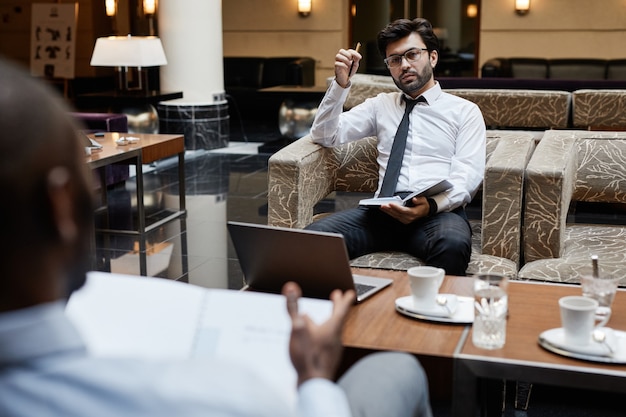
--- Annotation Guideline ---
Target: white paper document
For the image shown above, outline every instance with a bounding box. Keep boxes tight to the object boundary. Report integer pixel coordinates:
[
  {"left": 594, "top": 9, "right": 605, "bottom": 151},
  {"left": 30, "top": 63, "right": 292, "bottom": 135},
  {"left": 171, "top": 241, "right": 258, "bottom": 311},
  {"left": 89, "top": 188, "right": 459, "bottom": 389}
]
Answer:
[{"left": 66, "top": 271, "right": 333, "bottom": 407}]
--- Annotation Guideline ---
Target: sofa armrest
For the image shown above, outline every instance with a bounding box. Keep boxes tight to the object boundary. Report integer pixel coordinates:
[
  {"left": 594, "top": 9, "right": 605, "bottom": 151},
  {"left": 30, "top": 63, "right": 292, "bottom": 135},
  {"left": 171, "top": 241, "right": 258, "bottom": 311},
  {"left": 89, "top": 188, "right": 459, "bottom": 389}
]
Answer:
[
  {"left": 268, "top": 136, "right": 337, "bottom": 228},
  {"left": 482, "top": 131, "right": 536, "bottom": 264},
  {"left": 523, "top": 131, "right": 578, "bottom": 262}
]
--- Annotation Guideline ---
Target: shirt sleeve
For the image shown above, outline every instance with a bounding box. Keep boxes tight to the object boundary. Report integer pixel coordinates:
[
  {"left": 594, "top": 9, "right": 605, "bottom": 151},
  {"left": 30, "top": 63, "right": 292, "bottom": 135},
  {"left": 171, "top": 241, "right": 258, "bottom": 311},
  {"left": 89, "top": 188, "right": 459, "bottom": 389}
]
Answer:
[
  {"left": 310, "top": 79, "right": 377, "bottom": 147},
  {"left": 432, "top": 101, "right": 486, "bottom": 212},
  {"left": 296, "top": 378, "right": 352, "bottom": 417}
]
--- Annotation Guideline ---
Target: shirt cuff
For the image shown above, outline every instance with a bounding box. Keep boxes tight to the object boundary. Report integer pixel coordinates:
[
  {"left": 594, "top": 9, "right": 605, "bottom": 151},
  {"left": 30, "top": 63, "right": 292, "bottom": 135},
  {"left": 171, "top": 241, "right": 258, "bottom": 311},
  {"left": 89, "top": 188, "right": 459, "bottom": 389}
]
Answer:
[{"left": 297, "top": 378, "right": 352, "bottom": 417}]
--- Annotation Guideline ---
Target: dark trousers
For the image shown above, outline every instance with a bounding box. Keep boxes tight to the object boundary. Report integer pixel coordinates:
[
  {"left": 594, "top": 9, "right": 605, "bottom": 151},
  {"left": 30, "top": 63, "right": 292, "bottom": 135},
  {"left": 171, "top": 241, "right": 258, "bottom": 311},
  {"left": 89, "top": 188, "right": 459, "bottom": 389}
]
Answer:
[{"left": 305, "top": 206, "right": 472, "bottom": 276}]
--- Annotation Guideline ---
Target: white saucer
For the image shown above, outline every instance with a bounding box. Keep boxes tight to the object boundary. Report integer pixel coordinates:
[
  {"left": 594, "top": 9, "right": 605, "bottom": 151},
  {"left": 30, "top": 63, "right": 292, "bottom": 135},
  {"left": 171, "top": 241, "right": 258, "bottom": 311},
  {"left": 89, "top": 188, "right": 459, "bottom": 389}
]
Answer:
[
  {"left": 395, "top": 294, "right": 474, "bottom": 324},
  {"left": 538, "top": 327, "right": 626, "bottom": 363}
]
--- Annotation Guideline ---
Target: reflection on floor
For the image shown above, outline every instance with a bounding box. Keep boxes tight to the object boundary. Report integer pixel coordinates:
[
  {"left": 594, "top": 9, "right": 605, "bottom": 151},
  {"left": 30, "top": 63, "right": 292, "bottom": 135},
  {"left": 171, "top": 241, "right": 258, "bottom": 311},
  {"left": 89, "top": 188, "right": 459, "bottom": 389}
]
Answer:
[{"left": 94, "top": 139, "right": 273, "bottom": 290}]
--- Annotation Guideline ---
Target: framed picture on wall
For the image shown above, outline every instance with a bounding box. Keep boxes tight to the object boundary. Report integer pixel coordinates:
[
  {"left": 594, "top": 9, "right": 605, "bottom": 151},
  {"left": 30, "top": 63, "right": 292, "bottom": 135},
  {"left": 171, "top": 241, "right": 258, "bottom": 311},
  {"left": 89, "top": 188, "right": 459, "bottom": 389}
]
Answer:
[{"left": 30, "top": 3, "right": 78, "bottom": 79}]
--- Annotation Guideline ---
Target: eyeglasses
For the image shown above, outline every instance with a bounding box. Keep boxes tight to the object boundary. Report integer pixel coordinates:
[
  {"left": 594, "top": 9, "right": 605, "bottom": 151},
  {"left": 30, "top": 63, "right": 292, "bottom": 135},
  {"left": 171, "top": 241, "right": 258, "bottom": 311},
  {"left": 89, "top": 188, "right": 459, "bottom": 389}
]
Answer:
[{"left": 383, "top": 48, "right": 429, "bottom": 68}]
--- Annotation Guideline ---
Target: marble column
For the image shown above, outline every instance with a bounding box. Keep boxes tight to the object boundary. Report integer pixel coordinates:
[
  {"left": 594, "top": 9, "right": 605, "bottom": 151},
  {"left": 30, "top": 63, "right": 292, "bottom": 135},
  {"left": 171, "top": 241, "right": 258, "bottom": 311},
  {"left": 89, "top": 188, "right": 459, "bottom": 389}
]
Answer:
[{"left": 157, "top": 0, "right": 228, "bottom": 150}]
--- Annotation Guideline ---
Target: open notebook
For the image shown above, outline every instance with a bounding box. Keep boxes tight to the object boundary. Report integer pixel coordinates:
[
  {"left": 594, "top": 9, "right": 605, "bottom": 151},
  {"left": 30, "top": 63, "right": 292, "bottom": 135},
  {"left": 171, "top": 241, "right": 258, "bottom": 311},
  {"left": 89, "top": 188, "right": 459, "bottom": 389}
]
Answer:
[
  {"left": 227, "top": 221, "right": 393, "bottom": 302},
  {"left": 359, "top": 179, "right": 452, "bottom": 207}
]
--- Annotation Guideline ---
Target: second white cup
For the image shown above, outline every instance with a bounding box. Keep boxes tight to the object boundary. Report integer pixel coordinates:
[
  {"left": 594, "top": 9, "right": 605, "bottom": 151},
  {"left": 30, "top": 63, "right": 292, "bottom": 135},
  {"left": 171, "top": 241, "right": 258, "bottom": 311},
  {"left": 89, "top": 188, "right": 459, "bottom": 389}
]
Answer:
[
  {"left": 407, "top": 266, "right": 445, "bottom": 309},
  {"left": 559, "top": 295, "right": 609, "bottom": 346}
]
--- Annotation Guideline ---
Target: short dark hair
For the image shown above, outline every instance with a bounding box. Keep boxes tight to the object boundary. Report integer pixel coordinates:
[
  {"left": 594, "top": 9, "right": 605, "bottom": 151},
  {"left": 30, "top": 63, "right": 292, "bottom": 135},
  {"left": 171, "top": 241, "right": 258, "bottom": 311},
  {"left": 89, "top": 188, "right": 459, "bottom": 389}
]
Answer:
[{"left": 377, "top": 18, "right": 439, "bottom": 59}]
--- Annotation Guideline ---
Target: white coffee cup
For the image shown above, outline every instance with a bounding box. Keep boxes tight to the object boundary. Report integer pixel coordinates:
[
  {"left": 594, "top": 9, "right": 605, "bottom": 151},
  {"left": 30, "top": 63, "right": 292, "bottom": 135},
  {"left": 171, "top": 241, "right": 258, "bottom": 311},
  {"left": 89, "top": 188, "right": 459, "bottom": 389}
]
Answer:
[
  {"left": 559, "top": 295, "right": 609, "bottom": 346},
  {"left": 407, "top": 266, "right": 445, "bottom": 309}
]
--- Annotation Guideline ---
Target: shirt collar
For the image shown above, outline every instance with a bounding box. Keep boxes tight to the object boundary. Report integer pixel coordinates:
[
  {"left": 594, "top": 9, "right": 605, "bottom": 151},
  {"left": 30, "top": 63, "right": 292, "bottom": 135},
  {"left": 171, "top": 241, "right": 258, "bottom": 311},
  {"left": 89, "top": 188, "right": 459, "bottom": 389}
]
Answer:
[{"left": 402, "top": 81, "right": 442, "bottom": 105}]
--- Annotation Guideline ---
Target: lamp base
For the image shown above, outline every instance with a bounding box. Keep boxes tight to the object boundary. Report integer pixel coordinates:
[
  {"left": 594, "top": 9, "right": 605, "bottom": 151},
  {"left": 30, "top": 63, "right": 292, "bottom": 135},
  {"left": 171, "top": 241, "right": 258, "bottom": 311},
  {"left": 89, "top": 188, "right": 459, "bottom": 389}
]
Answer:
[
  {"left": 122, "top": 104, "right": 159, "bottom": 134},
  {"left": 278, "top": 99, "right": 317, "bottom": 139}
]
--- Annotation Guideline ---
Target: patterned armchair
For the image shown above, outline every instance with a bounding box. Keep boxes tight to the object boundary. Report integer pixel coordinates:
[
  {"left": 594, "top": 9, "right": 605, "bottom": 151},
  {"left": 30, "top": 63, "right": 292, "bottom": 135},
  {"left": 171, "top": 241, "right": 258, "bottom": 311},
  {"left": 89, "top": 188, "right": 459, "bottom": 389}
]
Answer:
[
  {"left": 518, "top": 130, "right": 626, "bottom": 284},
  {"left": 267, "top": 130, "right": 535, "bottom": 277}
]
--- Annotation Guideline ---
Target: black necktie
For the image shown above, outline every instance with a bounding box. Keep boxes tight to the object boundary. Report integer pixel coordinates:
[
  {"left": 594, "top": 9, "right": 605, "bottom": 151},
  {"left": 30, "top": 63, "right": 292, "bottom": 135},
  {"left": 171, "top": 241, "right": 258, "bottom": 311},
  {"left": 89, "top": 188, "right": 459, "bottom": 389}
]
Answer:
[{"left": 379, "top": 96, "right": 426, "bottom": 197}]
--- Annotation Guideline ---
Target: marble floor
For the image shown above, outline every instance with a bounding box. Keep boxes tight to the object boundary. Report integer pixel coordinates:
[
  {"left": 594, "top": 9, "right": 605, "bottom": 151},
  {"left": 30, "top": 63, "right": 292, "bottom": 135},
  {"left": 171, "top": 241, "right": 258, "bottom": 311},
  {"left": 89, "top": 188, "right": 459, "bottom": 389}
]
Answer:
[
  {"left": 94, "top": 140, "right": 277, "bottom": 290},
  {"left": 92, "top": 122, "right": 625, "bottom": 417}
]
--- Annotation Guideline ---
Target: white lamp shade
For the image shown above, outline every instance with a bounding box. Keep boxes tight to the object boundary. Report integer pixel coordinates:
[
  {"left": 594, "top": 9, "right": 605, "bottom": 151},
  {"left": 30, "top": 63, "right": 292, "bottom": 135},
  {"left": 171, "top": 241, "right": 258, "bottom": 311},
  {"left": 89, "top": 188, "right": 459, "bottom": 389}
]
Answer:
[{"left": 90, "top": 36, "right": 167, "bottom": 67}]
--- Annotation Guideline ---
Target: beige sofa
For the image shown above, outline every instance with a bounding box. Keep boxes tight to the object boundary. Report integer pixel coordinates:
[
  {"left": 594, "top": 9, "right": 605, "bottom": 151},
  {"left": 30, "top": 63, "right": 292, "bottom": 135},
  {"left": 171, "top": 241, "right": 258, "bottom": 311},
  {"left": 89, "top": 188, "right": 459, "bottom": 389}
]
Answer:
[
  {"left": 267, "top": 74, "right": 626, "bottom": 280},
  {"left": 266, "top": 74, "right": 558, "bottom": 277},
  {"left": 518, "top": 130, "right": 626, "bottom": 284}
]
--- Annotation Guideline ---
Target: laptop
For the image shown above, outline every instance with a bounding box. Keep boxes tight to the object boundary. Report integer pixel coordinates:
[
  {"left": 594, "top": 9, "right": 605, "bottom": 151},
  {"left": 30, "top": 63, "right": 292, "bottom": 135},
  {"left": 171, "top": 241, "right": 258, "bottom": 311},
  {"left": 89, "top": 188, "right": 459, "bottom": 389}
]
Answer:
[{"left": 227, "top": 221, "right": 393, "bottom": 302}]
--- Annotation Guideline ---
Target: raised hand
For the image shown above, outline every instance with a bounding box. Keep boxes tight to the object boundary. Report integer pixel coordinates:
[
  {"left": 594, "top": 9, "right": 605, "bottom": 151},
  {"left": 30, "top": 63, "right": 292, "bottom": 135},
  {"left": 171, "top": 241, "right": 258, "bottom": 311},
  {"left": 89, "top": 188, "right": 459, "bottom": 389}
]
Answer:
[{"left": 283, "top": 281, "right": 355, "bottom": 386}]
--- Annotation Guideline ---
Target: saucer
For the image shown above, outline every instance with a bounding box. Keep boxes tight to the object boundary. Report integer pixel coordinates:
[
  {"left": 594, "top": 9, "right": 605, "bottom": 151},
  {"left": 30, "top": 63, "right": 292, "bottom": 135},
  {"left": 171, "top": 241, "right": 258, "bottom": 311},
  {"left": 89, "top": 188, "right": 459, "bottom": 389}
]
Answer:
[
  {"left": 395, "top": 294, "right": 474, "bottom": 324},
  {"left": 538, "top": 327, "right": 626, "bottom": 364}
]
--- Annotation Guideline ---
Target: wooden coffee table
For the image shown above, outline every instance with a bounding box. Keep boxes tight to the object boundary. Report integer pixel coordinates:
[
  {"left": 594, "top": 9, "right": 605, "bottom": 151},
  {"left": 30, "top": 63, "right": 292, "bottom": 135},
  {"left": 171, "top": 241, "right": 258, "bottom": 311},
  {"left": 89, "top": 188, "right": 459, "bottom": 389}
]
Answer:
[
  {"left": 453, "top": 280, "right": 626, "bottom": 417},
  {"left": 343, "top": 270, "right": 626, "bottom": 414},
  {"left": 342, "top": 268, "right": 475, "bottom": 399},
  {"left": 344, "top": 268, "right": 473, "bottom": 355}
]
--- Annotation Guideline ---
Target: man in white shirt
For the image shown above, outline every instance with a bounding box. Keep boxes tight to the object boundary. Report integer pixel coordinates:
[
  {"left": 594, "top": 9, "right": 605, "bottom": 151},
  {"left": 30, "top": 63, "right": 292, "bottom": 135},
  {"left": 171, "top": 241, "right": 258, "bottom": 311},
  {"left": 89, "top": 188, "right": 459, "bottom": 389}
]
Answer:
[
  {"left": 306, "top": 18, "right": 486, "bottom": 276},
  {"left": 0, "top": 58, "right": 433, "bottom": 417}
]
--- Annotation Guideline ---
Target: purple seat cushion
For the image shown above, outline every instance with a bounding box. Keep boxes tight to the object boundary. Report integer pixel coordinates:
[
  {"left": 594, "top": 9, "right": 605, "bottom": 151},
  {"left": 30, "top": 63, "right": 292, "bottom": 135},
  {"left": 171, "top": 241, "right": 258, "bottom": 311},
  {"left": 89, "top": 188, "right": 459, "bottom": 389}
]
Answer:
[{"left": 69, "top": 112, "right": 128, "bottom": 133}]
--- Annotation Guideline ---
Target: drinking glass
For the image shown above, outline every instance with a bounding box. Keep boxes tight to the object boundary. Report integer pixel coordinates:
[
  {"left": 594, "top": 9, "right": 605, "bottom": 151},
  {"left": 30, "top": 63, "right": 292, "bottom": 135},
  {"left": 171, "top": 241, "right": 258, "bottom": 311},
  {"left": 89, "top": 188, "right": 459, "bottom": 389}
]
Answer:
[
  {"left": 472, "top": 274, "right": 508, "bottom": 349},
  {"left": 581, "top": 271, "right": 620, "bottom": 321}
]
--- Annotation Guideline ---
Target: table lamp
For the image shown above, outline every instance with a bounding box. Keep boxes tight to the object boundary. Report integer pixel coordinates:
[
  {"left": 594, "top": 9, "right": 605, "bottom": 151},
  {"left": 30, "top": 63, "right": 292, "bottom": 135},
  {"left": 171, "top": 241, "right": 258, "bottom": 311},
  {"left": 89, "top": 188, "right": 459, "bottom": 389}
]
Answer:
[{"left": 90, "top": 35, "right": 167, "bottom": 92}]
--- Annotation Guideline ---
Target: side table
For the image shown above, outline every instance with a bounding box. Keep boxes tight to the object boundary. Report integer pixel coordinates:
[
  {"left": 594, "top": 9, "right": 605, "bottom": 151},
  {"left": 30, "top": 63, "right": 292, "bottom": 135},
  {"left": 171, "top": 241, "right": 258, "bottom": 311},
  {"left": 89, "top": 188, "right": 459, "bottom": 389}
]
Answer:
[{"left": 86, "top": 132, "right": 187, "bottom": 278}]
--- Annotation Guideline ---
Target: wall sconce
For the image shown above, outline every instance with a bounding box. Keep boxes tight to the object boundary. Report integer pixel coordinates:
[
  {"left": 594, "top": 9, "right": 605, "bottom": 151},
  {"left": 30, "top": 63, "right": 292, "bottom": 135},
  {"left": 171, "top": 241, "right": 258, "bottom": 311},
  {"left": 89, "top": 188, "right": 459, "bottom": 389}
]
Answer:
[
  {"left": 466, "top": 4, "right": 478, "bottom": 18},
  {"left": 515, "top": 0, "right": 530, "bottom": 15},
  {"left": 298, "top": 0, "right": 312, "bottom": 17},
  {"left": 143, "top": 0, "right": 157, "bottom": 15},
  {"left": 105, "top": 0, "right": 117, "bottom": 17},
  {"left": 143, "top": 0, "right": 157, "bottom": 35}
]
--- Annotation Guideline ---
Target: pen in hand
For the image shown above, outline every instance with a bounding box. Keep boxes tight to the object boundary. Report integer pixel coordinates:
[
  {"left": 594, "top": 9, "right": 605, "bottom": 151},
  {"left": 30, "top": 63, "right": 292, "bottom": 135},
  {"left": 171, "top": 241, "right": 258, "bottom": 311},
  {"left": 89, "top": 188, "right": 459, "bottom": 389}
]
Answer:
[{"left": 349, "top": 42, "right": 361, "bottom": 77}]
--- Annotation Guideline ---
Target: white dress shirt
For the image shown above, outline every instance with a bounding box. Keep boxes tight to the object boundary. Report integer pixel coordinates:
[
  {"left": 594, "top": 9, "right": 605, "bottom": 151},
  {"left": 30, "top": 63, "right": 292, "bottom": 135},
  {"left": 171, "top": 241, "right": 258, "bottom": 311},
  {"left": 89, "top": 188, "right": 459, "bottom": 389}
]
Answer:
[
  {"left": 310, "top": 80, "right": 486, "bottom": 213},
  {"left": 0, "top": 302, "right": 351, "bottom": 417}
]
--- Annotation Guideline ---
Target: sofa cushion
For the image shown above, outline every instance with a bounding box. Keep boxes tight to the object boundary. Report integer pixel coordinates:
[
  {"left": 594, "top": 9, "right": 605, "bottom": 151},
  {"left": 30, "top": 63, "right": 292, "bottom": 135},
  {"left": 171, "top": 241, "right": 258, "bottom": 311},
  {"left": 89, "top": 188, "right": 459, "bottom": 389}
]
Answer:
[
  {"left": 350, "top": 220, "right": 518, "bottom": 278},
  {"left": 518, "top": 224, "right": 626, "bottom": 285},
  {"left": 445, "top": 89, "right": 571, "bottom": 130},
  {"left": 572, "top": 89, "right": 626, "bottom": 129}
]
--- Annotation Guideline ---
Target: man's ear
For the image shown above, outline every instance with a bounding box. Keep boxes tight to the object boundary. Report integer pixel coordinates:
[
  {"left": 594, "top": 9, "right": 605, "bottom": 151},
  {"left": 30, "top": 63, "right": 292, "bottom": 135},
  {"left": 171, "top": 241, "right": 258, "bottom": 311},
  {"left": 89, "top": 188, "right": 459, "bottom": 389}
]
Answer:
[
  {"left": 46, "top": 167, "right": 78, "bottom": 243},
  {"left": 430, "top": 50, "right": 438, "bottom": 68}
]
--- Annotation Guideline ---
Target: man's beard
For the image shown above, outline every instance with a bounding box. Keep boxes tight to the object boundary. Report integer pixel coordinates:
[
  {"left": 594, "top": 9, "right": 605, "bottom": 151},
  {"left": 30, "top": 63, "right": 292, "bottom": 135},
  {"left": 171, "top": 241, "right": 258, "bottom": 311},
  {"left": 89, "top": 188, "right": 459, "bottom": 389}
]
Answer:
[{"left": 392, "top": 64, "right": 433, "bottom": 96}]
